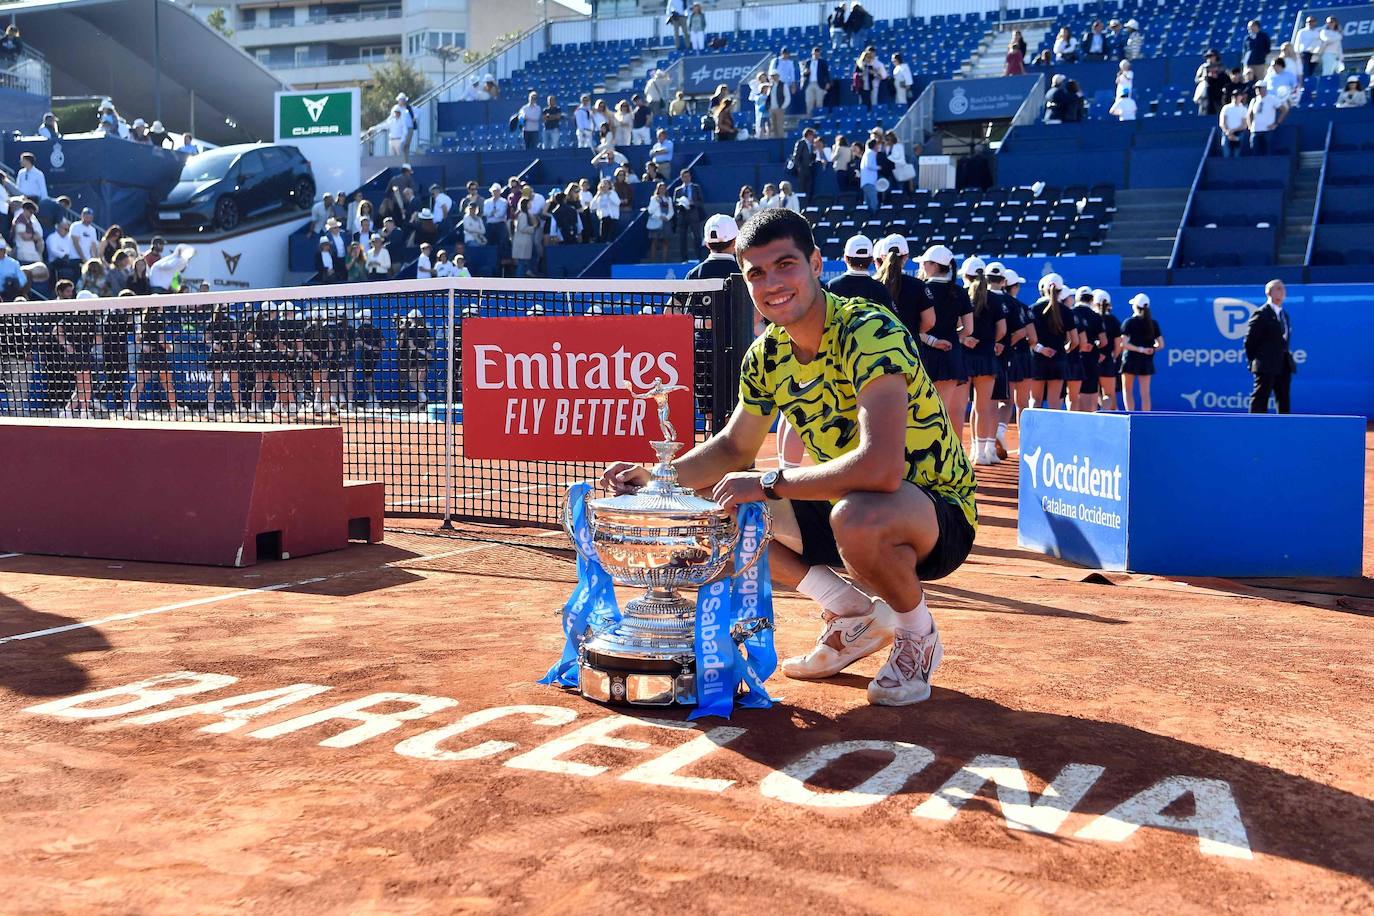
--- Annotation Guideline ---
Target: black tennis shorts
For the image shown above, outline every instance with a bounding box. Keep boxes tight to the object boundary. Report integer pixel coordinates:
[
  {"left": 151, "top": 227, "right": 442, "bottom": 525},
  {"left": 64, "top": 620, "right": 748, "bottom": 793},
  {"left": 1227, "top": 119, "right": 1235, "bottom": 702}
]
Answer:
[{"left": 790, "top": 487, "right": 975, "bottom": 583}]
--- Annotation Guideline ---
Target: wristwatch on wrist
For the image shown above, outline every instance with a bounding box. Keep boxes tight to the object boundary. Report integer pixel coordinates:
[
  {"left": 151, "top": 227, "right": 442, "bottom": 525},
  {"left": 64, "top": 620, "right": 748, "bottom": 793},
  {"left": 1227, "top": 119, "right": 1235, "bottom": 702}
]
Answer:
[{"left": 761, "top": 469, "right": 783, "bottom": 501}]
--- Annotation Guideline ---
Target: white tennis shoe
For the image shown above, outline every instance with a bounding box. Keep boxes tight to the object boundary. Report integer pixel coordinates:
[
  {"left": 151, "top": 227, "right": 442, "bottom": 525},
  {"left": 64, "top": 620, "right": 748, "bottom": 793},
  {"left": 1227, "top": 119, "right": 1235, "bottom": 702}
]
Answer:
[
  {"left": 781, "top": 600, "right": 896, "bottom": 680},
  {"left": 867, "top": 624, "right": 943, "bottom": 706}
]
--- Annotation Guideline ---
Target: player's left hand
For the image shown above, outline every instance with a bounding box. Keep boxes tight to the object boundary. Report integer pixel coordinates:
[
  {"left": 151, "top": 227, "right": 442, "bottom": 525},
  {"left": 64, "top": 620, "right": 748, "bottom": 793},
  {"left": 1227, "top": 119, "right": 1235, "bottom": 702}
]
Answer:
[{"left": 712, "top": 472, "right": 764, "bottom": 513}]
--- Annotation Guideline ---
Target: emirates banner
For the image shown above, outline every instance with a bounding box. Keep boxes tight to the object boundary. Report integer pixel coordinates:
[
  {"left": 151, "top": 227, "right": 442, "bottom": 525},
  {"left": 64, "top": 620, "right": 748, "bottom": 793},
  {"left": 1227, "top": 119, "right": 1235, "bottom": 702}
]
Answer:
[{"left": 461, "top": 315, "right": 695, "bottom": 461}]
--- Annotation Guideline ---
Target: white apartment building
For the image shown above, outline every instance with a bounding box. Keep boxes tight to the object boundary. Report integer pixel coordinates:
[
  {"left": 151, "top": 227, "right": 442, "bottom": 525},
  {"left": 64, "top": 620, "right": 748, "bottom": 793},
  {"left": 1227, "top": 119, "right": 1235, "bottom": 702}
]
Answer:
[{"left": 197, "top": 0, "right": 586, "bottom": 89}]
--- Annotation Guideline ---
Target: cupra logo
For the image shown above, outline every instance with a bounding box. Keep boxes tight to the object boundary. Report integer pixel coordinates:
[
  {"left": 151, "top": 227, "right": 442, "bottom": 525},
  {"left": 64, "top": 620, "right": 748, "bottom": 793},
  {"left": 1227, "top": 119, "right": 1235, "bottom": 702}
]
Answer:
[
  {"left": 222, "top": 251, "right": 242, "bottom": 275},
  {"left": 303, "top": 96, "right": 329, "bottom": 123}
]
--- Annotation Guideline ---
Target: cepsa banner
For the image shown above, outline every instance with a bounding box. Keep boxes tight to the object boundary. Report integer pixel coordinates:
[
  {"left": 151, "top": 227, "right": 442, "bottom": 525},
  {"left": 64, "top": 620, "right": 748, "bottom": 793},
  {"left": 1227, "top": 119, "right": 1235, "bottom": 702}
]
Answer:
[{"left": 461, "top": 315, "right": 695, "bottom": 461}]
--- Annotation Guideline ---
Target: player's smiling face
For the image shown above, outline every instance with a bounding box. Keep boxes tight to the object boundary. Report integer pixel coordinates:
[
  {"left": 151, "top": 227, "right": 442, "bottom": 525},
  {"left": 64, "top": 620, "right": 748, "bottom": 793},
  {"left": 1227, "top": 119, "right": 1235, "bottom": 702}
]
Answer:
[{"left": 739, "top": 238, "right": 825, "bottom": 328}]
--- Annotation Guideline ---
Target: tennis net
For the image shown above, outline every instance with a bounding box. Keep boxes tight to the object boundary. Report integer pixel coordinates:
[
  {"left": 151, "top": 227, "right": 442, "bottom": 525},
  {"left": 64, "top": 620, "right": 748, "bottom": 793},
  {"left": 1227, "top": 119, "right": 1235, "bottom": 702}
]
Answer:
[{"left": 0, "top": 276, "right": 751, "bottom": 527}]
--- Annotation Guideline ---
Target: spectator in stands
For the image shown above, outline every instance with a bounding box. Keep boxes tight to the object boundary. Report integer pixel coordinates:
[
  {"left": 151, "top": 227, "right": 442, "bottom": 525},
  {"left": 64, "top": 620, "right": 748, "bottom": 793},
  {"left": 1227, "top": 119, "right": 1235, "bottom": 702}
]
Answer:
[
  {"left": 430, "top": 184, "right": 453, "bottom": 225},
  {"left": 388, "top": 164, "right": 415, "bottom": 212},
  {"left": 148, "top": 121, "right": 169, "bottom": 149},
  {"left": 759, "top": 183, "right": 780, "bottom": 209},
  {"left": 1053, "top": 26, "right": 1079, "bottom": 64},
  {"left": 106, "top": 249, "right": 131, "bottom": 295},
  {"left": 0, "top": 24, "right": 22, "bottom": 66},
  {"left": 859, "top": 138, "right": 880, "bottom": 211},
  {"left": 97, "top": 100, "right": 120, "bottom": 137},
  {"left": 1247, "top": 82, "right": 1285, "bottom": 155},
  {"left": 511, "top": 199, "right": 537, "bottom": 277},
  {"left": 1195, "top": 50, "right": 1228, "bottom": 116},
  {"left": 674, "top": 169, "right": 705, "bottom": 254},
  {"left": 734, "top": 185, "right": 761, "bottom": 225},
  {"left": 845, "top": 1, "right": 873, "bottom": 47},
  {"left": 713, "top": 97, "right": 738, "bottom": 141},
  {"left": 613, "top": 168, "right": 634, "bottom": 223},
  {"left": 1276, "top": 42, "right": 1302, "bottom": 88},
  {"left": 1123, "top": 19, "right": 1142, "bottom": 60},
  {"left": 645, "top": 182, "right": 675, "bottom": 261},
  {"left": 310, "top": 193, "right": 334, "bottom": 234},
  {"left": 346, "top": 243, "right": 367, "bottom": 282},
  {"left": 518, "top": 91, "right": 542, "bottom": 149},
  {"left": 542, "top": 96, "right": 565, "bottom": 149},
  {"left": 1044, "top": 74, "right": 1070, "bottom": 124},
  {"left": 1264, "top": 57, "right": 1299, "bottom": 106},
  {"left": 37, "top": 112, "right": 60, "bottom": 141},
  {"left": 387, "top": 106, "right": 408, "bottom": 158},
  {"left": 460, "top": 202, "right": 486, "bottom": 247},
  {"left": 649, "top": 129, "right": 674, "bottom": 178},
  {"left": 828, "top": 4, "right": 848, "bottom": 49},
  {"left": 646, "top": 69, "right": 671, "bottom": 114},
  {"left": 316, "top": 236, "right": 341, "bottom": 281},
  {"left": 573, "top": 95, "right": 595, "bottom": 148},
  {"left": 550, "top": 190, "right": 579, "bottom": 244},
  {"left": 801, "top": 47, "right": 832, "bottom": 116},
  {"left": 11, "top": 199, "right": 42, "bottom": 266},
  {"left": 631, "top": 95, "right": 653, "bottom": 145},
  {"left": 176, "top": 133, "right": 199, "bottom": 154},
  {"left": 1336, "top": 76, "right": 1368, "bottom": 108},
  {"left": 396, "top": 93, "right": 419, "bottom": 159},
  {"left": 1244, "top": 20, "right": 1271, "bottom": 80},
  {"left": 1319, "top": 16, "right": 1345, "bottom": 77},
  {"left": 1005, "top": 33, "right": 1026, "bottom": 76},
  {"left": 129, "top": 119, "right": 154, "bottom": 144},
  {"left": 15, "top": 153, "right": 47, "bottom": 201},
  {"left": 68, "top": 208, "right": 97, "bottom": 263},
  {"left": 1110, "top": 85, "right": 1137, "bottom": 121},
  {"left": 125, "top": 255, "right": 151, "bottom": 295},
  {"left": 1295, "top": 16, "right": 1321, "bottom": 79},
  {"left": 1082, "top": 20, "right": 1108, "bottom": 61},
  {"left": 669, "top": 91, "right": 688, "bottom": 116},
  {"left": 319, "top": 219, "right": 345, "bottom": 267},
  {"left": 891, "top": 52, "right": 913, "bottom": 105},
  {"left": 764, "top": 74, "right": 790, "bottom": 140},
  {"left": 776, "top": 181, "right": 801, "bottom": 213},
  {"left": 1105, "top": 19, "right": 1126, "bottom": 60},
  {"left": 365, "top": 234, "right": 392, "bottom": 278},
  {"left": 590, "top": 179, "right": 620, "bottom": 241},
  {"left": 45, "top": 218, "right": 80, "bottom": 282},
  {"left": 854, "top": 46, "right": 886, "bottom": 109},
  {"left": 462, "top": 76, "right": 485, "bottom": 101},
  {"left": 609, "top": 100, "right": 631, "bottom": 146},
  {"left": 0, "top": 239, "right": 29, "bottom": 301},
  {"left": 350, "top": 214, "right": 372, "bottom": 249},
  {"left": 330, "top": 191, "right": 347, "bottom": 226},
  {"left": 752, "top": 75, "right": 772, "bottom": 137},
  {"left": 77, "top": 257, "right": 107, "bottom": 297},
  {"left": 686, "top": 4, "right": 706, "bottom": 51},
  {"left": 790, "top": 126, "right": 818, "bottom": 197},
  {"left": 1218, "top": 89, "right": 1248, "bottom": 155},
  {"left": 642, "top": 161, "right": 666, "bottom": 186},
  {"left": 665, "top": 0, "right": 689, "bottom": 49},
  {"left": 412, "top": 208, "right": 440, "bottom": 250},
  {"left": 592, "top": 143, "right": 629, "bottom": 182},
  {"left": 148, "top": 243, "right": 191, "bottom": 293},
  {"left": 772, "top": 47, "right": 799, "bottom": 98},
  {"left": 884, "top": 130, "right": 916, "bottom": 191}
]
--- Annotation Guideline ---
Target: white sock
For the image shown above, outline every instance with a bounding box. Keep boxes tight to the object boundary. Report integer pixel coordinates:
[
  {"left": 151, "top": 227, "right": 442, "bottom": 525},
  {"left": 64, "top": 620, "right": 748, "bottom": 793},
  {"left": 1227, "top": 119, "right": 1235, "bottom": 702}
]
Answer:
[
  {"left": 778, "top": 458, "right": 802, "bottom": 469},
  {"left": 996, "top": 422, "right": 1007, "bottom": 445},
  {"left": 892, "top": 595, "right": 934, "bottom": 637},
  {"left": 797, "top": 566, "right": 871, "bottom": 617}
]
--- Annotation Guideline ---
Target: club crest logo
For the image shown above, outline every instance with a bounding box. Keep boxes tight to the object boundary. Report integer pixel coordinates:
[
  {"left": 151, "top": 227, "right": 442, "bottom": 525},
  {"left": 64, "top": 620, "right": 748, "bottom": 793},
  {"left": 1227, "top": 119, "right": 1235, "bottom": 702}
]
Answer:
[{"left": 948, "top": 87, "right": 970, "bottom": 116}]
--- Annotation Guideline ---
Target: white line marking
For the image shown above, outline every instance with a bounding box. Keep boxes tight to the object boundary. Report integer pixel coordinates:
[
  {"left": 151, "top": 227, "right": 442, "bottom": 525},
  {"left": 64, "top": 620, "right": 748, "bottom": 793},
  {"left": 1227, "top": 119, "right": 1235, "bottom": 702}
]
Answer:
[
  {"left": 0, "top": 553, "right": 22, "bottom": 560},
  {"left": 392, "top": 482, "right": 560, "bottom": 508},
  {"left": 0, "top": 543, "right": 494, "bottom": 647}
]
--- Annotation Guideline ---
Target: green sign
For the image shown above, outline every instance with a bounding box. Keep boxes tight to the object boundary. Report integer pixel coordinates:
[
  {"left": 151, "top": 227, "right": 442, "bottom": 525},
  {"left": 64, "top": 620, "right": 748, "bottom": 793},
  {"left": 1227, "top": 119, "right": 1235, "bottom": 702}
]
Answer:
[{"left": 278, "top": 91, "right": 354, "bottom": 138}]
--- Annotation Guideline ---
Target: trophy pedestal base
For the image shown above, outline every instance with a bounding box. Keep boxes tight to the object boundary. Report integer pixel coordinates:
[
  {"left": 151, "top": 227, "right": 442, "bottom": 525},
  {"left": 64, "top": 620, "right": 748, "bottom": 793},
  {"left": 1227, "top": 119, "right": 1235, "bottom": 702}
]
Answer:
[{"left": 578, "top": 642, "right": 698, "bottom": 707}]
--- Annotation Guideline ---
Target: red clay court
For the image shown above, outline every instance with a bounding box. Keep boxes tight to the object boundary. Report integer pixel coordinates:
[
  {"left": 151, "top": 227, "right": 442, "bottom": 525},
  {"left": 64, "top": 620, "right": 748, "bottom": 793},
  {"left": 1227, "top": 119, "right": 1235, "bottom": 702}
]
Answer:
[{"left": 0, "top": 428, "right": 1370, "bottom": 913}]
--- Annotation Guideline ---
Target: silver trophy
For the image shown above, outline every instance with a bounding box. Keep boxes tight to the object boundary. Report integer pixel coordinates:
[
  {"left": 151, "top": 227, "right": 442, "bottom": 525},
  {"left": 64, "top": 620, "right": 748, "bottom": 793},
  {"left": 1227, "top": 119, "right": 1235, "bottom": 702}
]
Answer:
[{"left": 565, "top": 380, "right": 772, "bottom": 706}]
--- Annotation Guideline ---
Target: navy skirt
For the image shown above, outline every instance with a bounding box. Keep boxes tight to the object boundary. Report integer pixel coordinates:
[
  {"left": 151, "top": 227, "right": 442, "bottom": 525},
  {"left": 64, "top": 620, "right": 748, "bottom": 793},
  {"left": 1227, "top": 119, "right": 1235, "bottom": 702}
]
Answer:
[
  {"left": 1122, "top": 352, "right": 1155, "bottom": 376},
  {"left": 1033, "top": 353, "right": 1069, "bottom": 381},
  {"left": 1063, "top": 352, "right": 1085, "bottom": 381},
  {"left": 963, "top": 350, "right": 1001, "bottom": 378},
  {"left": 1005, "top": 348, "right": 1035, "bottom": 382},
  {"left": 919, "top": 342, "right": 967, "bottom": 382}
]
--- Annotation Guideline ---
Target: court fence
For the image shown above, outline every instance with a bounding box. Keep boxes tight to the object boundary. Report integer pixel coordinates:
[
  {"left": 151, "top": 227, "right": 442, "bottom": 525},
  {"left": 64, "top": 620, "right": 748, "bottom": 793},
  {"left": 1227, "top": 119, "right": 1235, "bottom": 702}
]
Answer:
[{"left": 0, "top": 276, "right": 752, "bottom": 528}]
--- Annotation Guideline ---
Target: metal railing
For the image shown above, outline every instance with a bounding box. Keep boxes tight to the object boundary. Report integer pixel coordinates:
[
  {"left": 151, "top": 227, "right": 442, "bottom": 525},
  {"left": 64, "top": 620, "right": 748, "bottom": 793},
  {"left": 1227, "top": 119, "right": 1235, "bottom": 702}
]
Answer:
[
  {"left": 0, "top": 47, "right": 51, "bottom": 99},
  {"left": 241, "top": 9, "right": 402, "bottom": 30},
  {"left": 893, "top": 82, "right": 933, "bottom": 148},
  {"left": 1010, "top": 73, "right": 1045, "bottom": 128},
  {"left": 266, "top": 54, "right": 396, "bottom": 70},
  {"left": 1167, "top": 126, "right": 1216, "bottom": 272},
  {"left": 1303, "top": 122, "right": 1332, "bottom": 270}
]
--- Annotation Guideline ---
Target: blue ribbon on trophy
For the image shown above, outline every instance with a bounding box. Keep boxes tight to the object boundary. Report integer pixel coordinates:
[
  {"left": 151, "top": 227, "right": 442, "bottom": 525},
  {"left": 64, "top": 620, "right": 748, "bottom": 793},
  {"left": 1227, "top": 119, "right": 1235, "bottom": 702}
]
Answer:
[
  {"left": 539, "top": 481, "right": 621, "bottom": 688},
  {"left": 690, "top": 501, "right": 776, "bottom": 720}
]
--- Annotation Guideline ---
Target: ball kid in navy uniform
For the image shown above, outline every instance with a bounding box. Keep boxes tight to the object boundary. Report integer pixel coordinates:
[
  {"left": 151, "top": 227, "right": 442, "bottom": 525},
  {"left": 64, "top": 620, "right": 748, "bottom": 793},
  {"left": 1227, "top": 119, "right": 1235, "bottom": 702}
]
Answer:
[
  {"left": 912, "top": 244, "right": 972, "bottom": 439},
  {"left": 1120, "top": 292, "right": 1163, "bottom": 412},
  {"left": 825, "top": 234, "right": 893, "bottom": 309},
  {"left": 1057, "top": 285, "right": 1084, "bottom": 408},
  {"left": 1092, "top": 289, "right": 1122, "bottom": 410},
  {"left": 1029, "top": 273, "right": 1080, "bottom": 409},
  {"left": 684, "top": 214, "right": 741, "bottom": 281},
  {"left": 1071, "top": 285, "right": 1107, "bottom": 412},
  {"left": 987, "top": 263, "right": 1037, "bottom": 458},
  {"left": 958, "top": 256, "right": 1007, "bottom": 465},
  {"left": 874, "top": 234, "right": 930, "bottom": 336}
]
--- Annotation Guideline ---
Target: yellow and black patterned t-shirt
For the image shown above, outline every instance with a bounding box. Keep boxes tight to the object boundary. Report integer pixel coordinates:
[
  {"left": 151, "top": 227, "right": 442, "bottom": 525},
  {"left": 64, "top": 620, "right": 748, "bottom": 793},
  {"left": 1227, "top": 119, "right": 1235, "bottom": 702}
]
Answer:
[{"left": 739, "top": 291, "right": 977, "bottom": 530}]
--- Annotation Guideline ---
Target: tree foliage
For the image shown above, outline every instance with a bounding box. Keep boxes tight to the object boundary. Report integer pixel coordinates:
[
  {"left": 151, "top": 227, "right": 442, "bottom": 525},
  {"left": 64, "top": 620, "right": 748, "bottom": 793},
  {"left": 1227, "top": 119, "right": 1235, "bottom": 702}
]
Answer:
[{"left": 206, "top": 8, "right": 234, "bottom": 39}]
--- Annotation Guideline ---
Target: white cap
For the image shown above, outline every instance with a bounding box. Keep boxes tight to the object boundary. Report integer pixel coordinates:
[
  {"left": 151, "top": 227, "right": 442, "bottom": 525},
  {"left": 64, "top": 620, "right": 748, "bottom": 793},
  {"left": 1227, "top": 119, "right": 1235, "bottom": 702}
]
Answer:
[
  {"left": 76, "top": 289, "right": 98, "bottom": 299},
  {"left": 418, "top": 208, "right": 433, "bottom": 220},
  {"left": 407, "top": 308, "right": 422, "bottom": 319},
  {"left": 1057, "top": 286, "right": 1075, "bottom": 303},
  {"left": 844, "top": 234, "right": 874, "bottom": 258},
  {"left": 151, "top": 120, "right": 165, "bottom": 132},
  {"left": 1004, "top": 268, "right": 1023, "bottom": 286},
  {"left": 918, "top": 244, "right": 955, "bottom": 266},
  {"left": 357, "top": 308, "right": 371, "bottom": 320},
  {"left": 1129, "top": 292, "right": 1150, "bottom": 309},
  {"left": 527, "top": 304, "right": 546, "bottom": 316},
  {"left": 985, "top": 261, "right": 1006, "bottom": 277},
  {"left": 1125, "top": 18, "right": 1139, "bottom": 29},
  {"left": 959, "top": 255, "right": 986, "bottom": 277},
  {"left": 396, "top": 92, "right": 409, "bottom": 101},
  {"left": 703, "top": 213, "right": 739, "bottom": 244},
  {"left": 132, "top": 117, "right": 147, "bottom": 128},
  {"left": 1077, "top": 285, "right": 1094, "bottom": 300},
  {"left": 1093, "top": 289, "right": 1111, "bottom": 304},
  {"left": 1040, "top": 272, "right": 1063, "bottom": 291},
  {"left": 282, "top": 301, "right": 298, "bottom": 313},
  {"left": 260, "top": 300, "right": 274, "bottom": 311},
  {"left": 876, "top": 234, "right": 908, "bottom": 257}
]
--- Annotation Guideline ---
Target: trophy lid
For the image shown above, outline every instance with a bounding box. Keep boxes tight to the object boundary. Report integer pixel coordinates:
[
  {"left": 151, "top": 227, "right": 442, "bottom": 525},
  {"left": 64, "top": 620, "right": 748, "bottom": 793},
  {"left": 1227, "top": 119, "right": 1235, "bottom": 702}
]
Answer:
[{"left": 589, "top": 487, "right": 726, "bottom": 519}]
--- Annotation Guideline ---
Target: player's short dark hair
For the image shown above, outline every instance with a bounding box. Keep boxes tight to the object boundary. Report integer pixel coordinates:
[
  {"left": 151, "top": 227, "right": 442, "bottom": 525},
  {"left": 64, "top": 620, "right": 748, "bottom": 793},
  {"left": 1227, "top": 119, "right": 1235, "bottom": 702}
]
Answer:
[
  {"left": 706, "top": 240, "right": 734, "bottom": 254},
  {"left": 735, "top": 208, "right": 816, "bottom": 260}
]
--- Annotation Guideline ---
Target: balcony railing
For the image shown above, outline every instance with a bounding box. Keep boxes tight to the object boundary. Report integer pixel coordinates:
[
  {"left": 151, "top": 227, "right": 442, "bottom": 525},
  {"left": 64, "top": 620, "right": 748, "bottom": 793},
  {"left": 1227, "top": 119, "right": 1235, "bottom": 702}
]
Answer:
[
  {"left": 0, "top": 48, "right": 51, "bottom": 98},
  {"left": 260, "top": 53, "right": 397, "bottom": 70},
  {"left": 240, "top": 9, "right": 401, "bottom": 30}
]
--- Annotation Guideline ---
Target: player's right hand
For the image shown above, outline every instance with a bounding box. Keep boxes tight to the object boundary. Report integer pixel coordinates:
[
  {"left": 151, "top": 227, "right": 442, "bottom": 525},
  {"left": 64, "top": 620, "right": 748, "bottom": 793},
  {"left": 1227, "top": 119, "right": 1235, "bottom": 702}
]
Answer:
[{"left": 600, "top": 462, "right": 650, "bottom": 494}]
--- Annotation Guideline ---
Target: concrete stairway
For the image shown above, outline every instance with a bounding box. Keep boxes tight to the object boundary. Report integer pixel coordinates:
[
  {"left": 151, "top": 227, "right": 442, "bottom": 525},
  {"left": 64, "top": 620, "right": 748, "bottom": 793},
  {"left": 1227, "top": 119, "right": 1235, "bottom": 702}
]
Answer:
[
  {"left": 1096, "top": 187, "right": 1191, "bottom": 274},
  {"left": 960, "top": 22, "right": 1054, "bottom": 79},
  {"left": 1276, "top": 149, "right": 1323, "bottom": 266}
]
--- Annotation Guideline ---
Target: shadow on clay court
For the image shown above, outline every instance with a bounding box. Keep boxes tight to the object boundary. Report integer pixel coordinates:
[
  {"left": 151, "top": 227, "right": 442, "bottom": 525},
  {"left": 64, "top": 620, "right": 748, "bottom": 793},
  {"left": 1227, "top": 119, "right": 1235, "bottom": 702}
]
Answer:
[
  {"left": 0, "top": 594, "right": 108, "bottom": 697},
  {"left": 926, "top": 583, "right": 1125, "bottom": 625},
  {"left": 638, "top": 688, "right": 1374, "bottom": 883},
  {"left": 0, "top": 543, "right": 431, "bottom": 598}
]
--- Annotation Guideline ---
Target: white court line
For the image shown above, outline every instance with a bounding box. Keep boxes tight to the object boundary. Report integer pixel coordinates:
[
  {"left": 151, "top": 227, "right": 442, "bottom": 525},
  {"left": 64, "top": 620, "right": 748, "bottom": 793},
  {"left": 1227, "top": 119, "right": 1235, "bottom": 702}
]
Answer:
[
  {"left": 392, "top": 482, "right": 559, "bottom": 508},
  {"left": 0, "top": 543, "right": 492, "bottom": 647},
  {"left": 0, "top": 553, "right": 22, "bottom": 560}
]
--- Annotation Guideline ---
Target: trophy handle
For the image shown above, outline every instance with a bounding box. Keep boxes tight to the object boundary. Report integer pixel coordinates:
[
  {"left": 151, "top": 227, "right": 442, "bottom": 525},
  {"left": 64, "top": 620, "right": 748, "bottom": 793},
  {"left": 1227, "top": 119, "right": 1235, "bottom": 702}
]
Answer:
[{"left": 730, "top": 504, "right": 774, "bottom": 580}]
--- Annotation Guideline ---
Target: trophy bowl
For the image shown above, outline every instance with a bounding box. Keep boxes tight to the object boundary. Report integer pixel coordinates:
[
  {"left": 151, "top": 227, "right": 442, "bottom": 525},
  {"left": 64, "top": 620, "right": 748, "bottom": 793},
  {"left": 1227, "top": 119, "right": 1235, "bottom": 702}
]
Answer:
[{"left": 564, "top": 382, "right": 770, "bottom": 707}]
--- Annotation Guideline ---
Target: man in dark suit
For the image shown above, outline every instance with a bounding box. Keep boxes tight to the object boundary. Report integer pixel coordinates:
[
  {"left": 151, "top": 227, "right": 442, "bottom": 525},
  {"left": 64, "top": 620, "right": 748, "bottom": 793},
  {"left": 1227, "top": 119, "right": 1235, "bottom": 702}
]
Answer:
[
  {"left": 801, "top": 46, "right": 832, "bottom": 115},
  {"left": 1245, "top": 279, "right": 1295, "bottom": 413},
  {"left": 673, "top": 169, "right": 705, "bottom": 261},
  {"left": 791, "top": 127, "right": 819, "bottom": 197},
  {"left": 1244, "top": 20, "right": 1272, "bottom": 79}
]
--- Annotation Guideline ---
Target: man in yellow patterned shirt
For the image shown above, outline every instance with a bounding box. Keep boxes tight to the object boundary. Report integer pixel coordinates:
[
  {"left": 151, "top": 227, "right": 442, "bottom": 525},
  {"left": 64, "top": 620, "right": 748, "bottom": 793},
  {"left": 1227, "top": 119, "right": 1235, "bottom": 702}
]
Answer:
[{"left": 602, "top": 209, "right": 976, "bottom": 706}]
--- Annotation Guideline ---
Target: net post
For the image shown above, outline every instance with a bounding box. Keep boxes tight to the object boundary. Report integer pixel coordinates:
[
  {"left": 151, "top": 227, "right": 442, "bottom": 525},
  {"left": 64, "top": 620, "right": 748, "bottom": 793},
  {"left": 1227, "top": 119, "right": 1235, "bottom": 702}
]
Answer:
[
  {"left": 441, "top": 284, "right": 456, "bottom": 530},
  {"left": 710, "top": 277, "right": 748, "bottom": 434}
]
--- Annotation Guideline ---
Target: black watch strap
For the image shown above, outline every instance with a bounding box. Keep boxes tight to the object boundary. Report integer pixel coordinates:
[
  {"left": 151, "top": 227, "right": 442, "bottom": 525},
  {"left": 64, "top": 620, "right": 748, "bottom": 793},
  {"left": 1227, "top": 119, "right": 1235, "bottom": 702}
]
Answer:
[{"left": 762, "top": 469, "right": 783, "bottom": 501}]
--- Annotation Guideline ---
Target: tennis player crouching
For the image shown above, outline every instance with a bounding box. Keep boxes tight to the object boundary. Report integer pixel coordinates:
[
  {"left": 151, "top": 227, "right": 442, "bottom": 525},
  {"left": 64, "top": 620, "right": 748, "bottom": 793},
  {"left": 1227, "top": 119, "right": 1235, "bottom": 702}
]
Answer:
[{"left": 601, "top": 209, "right": 977, "bottom": 705}]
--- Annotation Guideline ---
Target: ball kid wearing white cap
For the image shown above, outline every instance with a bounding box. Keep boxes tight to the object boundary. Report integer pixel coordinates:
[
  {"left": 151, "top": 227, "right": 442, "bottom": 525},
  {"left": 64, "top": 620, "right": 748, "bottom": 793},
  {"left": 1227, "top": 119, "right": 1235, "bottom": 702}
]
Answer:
[
  {"left": 911, "top": 243, "right": 973, "bottom": 441},
  {"left": 1092, "top": 289, "right": 1123, "bottom": 410},
  {"left": 1120, "top": 292, "right": 1163, "bottom": 411},
  {"left": 1028, "top": 269, "right": 1081, "bottom": 409},
  {"left": 825, "top": 233, "right": 893, "bottom": 308},
  {"left": 1070, "top": 282, "right": 1108, "bottom": 412},
  {"left": 684, "top": 214, "right": 741, "bottom": 281}
]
